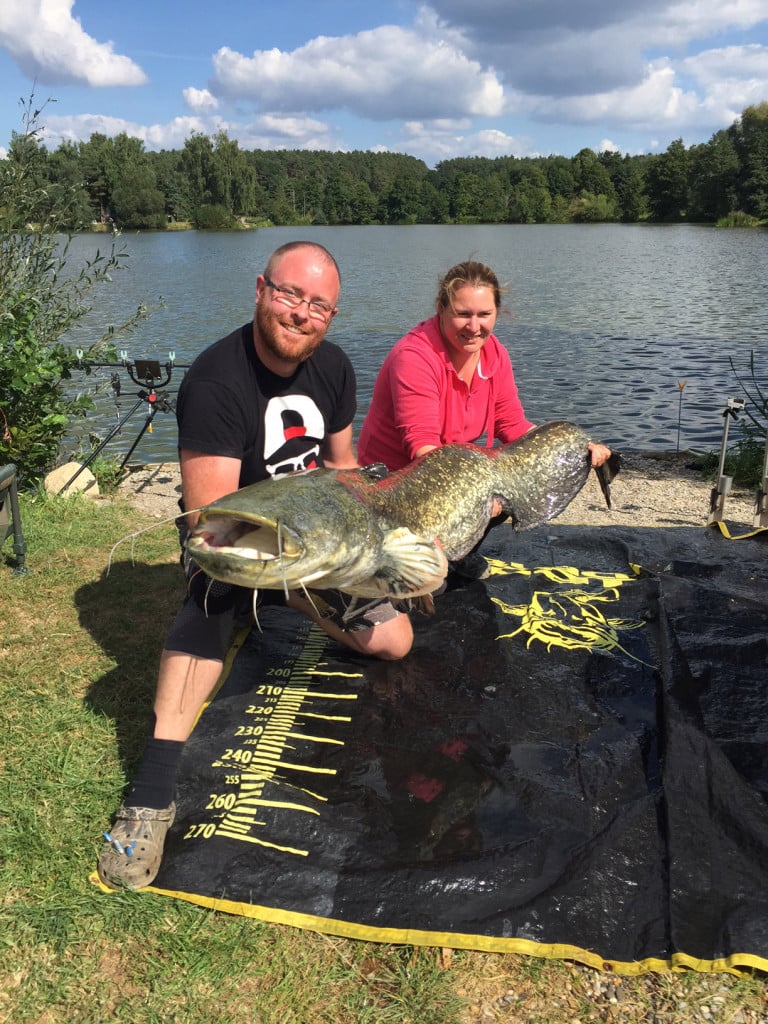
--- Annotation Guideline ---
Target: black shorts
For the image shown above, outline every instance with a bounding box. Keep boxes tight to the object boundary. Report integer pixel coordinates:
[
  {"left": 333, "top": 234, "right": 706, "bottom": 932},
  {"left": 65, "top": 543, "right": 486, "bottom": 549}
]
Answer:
[{"left": 165, "top": 534, "right": 402, "bottom": 661}]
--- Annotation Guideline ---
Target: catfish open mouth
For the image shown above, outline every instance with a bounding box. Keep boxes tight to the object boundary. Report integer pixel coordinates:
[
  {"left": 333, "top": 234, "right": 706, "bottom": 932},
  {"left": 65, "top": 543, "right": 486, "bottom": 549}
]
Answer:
[{"left": 186, "top": 513, "right": 303, "bottom": 562}]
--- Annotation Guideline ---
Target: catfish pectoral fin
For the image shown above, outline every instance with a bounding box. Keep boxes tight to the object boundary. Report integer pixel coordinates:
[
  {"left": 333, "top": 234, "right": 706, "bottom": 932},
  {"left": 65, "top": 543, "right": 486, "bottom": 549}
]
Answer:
[
  {"left": 405, "top": 593, "right": 436, "bottom": 616},
  {"left": 594, "top": 451, "right": 622, "bottom": 509},
  {"left": 374, "top": 527, "right": 449, "bottom": 598}
]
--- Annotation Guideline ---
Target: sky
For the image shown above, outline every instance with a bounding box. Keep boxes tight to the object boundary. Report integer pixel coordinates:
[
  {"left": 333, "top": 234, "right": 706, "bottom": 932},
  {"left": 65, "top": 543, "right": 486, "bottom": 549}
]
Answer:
[{"left": 1, "top": 0, "right": 767, "bottom": 167}]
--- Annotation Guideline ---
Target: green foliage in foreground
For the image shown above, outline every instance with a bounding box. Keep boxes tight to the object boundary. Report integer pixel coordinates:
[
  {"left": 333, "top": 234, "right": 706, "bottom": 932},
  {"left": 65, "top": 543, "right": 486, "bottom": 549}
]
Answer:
[
  {"left": 696, "top": 434, "right": 766, "bottom": 487},
  {"left": 0, "top": 98, "right": 149, "bottom": 486},
  {"left": 1, "top": 493, "right": 766, "bottom": 1023}
]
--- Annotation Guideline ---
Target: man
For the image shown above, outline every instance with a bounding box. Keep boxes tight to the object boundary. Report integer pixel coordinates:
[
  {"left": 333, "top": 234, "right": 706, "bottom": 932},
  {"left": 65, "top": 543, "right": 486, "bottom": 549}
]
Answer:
[{"left": 98, "top": 241, "right": 413, "bottom": 890}]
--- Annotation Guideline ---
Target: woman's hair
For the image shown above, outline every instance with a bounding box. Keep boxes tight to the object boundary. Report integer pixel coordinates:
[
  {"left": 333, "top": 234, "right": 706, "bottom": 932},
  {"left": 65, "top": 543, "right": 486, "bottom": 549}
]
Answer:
[{"left": 436, "top": 260, "right": 502, "bottom": 312}]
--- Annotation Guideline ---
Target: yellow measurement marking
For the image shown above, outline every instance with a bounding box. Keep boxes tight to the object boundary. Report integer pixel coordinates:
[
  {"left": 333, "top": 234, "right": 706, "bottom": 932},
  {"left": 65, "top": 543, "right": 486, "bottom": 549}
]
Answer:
[
  {"left": 216, "top": 818, "right": 251, "bottom": 832},
  {"left": 289, "top": 690, "right": 359, "bottom": 700},
  {"left": 298, "top": 712, "right": 352, "bottom": 723},
  {"left": 265, "top": 781, "right": 328, "bottom": 802},
  {"left": 236, "top": 798, "right": 320, "bottom": 815},
  {"left": 305, "top": 669, "right": 364, "bottom": 678},
  {"left": 215, "top": 830, "right": 309, "bottom": 856},
  {"left": 223, "top": 814, "right": 267, "bottom": 827},
  {"left": 286, "top": 731, "right": 343, "bottom": 745},
  {"left": 249, "top": 758, "right": 337, "bottom": 775}
]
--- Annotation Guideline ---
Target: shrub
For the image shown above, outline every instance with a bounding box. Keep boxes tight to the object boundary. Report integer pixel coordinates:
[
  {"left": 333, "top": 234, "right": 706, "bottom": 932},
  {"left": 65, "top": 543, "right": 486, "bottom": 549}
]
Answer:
[
  {"left": 192, "top": 203, "right": 238, "bottom": 230},
  {"left": 697, "top": 352, "right": 768, "bottom": 489},
  {"left": 0, "top": 96, "right": 147, "bottom": 486},
  {"left": 715, "top": 210, "right": 763, "bottom": 228}
]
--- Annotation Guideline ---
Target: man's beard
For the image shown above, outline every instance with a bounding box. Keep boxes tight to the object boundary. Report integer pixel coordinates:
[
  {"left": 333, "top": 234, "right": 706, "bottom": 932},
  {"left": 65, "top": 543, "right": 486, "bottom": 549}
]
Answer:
[{"left": 254, "top": 300, "right": 322, "bottom": 365}]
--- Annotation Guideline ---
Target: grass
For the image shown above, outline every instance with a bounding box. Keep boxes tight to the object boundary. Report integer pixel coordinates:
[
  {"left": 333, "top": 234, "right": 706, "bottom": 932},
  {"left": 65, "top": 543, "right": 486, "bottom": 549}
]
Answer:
[
  {"left": 694, "top": 435, "right": 766, "bottom": 488},
  {"left": 1, "top": 493, "right": 767, "bottom": 1023}
]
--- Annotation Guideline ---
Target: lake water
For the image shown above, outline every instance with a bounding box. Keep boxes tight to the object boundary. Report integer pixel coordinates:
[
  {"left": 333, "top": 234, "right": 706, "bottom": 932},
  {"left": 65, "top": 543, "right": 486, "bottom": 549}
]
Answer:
[{"left": 63, "top": 223, "right": 768, "bottom": 463}]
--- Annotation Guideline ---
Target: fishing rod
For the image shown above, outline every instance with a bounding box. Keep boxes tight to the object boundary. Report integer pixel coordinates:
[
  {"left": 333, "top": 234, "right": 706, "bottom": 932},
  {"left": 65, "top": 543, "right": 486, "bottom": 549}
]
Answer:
[
  {"left": 58, "top": 349, "right": 191, "bottom": 495},
  {"left": 73, "top": 348, "right": 191, "bottom": 389}
]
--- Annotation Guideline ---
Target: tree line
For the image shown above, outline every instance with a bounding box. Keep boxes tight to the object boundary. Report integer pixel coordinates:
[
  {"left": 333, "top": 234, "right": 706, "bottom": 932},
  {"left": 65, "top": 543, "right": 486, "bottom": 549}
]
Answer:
[{"left": 2, "top": 101, "right": 768, "bottom": 231}]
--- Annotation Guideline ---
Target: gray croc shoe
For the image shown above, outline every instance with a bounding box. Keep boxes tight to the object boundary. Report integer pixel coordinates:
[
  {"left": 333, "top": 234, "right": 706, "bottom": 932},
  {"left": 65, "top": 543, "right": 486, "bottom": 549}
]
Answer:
[{"left": 97, "top": 802, "right": 176, "bottom": 890}]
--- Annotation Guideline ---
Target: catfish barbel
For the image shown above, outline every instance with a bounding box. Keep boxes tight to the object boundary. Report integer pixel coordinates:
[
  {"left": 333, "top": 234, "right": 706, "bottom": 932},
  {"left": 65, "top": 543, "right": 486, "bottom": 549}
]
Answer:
[{"left": 185, "top": 421, "right": 620, "bottom": 600}]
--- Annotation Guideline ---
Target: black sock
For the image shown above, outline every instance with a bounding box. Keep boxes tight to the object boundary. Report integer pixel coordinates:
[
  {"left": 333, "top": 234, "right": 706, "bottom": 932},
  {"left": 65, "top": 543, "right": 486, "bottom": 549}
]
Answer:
[{"left": 126, "top": 736, "right": 185, "bottom": 809}]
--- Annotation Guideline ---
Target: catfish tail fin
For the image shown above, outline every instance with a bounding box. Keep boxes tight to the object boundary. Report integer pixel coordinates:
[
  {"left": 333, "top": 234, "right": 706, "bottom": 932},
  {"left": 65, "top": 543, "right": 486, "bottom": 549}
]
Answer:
[{"left": 594, "top": 451, "right": 622, "bottom": 509}]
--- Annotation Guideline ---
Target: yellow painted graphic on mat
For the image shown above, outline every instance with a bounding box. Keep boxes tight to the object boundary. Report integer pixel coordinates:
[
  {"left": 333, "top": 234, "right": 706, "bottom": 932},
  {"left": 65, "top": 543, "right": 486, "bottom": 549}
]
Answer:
[
  {"left": 183, "top": 625, "right": 362, "bottom": 857},
  {"left": 485, "top": 557, "right": 648, "bottom": 663}
]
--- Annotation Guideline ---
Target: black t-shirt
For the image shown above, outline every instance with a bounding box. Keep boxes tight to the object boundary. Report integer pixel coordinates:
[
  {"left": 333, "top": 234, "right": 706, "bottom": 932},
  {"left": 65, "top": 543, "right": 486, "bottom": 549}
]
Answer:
[{"left": 175, "top": 322, "right": 357, "bottom": 487}]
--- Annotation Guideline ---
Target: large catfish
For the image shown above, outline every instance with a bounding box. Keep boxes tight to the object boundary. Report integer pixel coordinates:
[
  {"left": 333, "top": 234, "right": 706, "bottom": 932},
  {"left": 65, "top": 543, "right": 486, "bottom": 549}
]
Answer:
[{"left": 185, "top": 421, "right": 620, "bottom": 600}]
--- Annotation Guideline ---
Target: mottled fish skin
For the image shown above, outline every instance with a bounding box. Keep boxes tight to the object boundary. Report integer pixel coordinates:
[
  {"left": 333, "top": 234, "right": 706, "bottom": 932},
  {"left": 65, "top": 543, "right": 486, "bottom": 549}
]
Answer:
[{"left": 186, "top": 421, "right": 618, "bottom": 600}]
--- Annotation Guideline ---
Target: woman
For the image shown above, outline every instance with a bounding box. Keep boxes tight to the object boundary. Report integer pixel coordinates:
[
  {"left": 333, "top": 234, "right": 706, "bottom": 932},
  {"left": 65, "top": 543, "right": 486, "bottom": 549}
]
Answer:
[{"left": 358, "top": 259, "right": 612, "bottom": 470}]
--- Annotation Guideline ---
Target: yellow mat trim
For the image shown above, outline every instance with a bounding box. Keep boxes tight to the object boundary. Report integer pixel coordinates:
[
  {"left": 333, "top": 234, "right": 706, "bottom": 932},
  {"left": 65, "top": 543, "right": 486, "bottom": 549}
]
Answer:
[
  {"left": 88, "top": 873, "right": 764, "bottom": 976},
  {"left": 708, "top": 520, "right": 768, "bottom": 540}
]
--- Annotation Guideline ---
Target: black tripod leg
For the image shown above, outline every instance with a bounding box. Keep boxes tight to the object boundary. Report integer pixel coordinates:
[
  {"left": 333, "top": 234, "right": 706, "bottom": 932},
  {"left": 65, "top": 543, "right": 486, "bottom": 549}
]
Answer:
[
  {"left": 58, "top": 397, "right": 146, "bottom": 494},
  {"left": 119, "top": 408, "right": 158, "bottom": 471}
]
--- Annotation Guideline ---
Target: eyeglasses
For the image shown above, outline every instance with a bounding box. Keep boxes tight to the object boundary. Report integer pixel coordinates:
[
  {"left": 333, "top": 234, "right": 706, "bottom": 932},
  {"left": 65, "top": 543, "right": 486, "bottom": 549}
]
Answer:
[{"left": 263, "top": 276, "right": 335, "bottom": 321}]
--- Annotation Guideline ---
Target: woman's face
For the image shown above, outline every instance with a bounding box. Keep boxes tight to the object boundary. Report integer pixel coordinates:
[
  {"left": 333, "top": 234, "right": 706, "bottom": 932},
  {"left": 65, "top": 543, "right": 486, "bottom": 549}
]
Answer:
[{"left": 438, "top": 284, "right": 498, "bottom": 361}]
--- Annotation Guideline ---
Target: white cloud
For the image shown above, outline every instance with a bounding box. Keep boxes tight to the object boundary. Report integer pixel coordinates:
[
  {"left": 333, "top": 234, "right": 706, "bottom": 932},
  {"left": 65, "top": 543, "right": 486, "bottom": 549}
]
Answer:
[
  {"left": 598, "top": 138, "right": 620, "bottom": 152},
  {"left": 680, "top": 44, "right": 768, "bottom": 123},
  {"left": 42, "top": 113, "right": 209, "bottom": 150},
  {"left": 0, "top": 0, "right": 146, "bottom": 86},
  {"left": 209, "top": 23, "right": 504, "bottom": 120},
  {"left": 534, "top": 60, "right": 705, "bottom": 131},
  {"left": 38, "top": 110, "right": 342, "bottom": 153},
  {"left": 399, "top": 120, "right": 533, "bottom": 164},
  {"left": 257, "top": 114, "right": 335, "bottom": 140},
  {"left": 657, "top": 0, "right": 768, "bottom": 40},
  {"left": 183, "top": 87, "right": 219, "bottom": 113},
  {"left": 234, "top": 117, "right": 343, "bottom": 151},
  {"left": 685, "top": 43, "right": 768, "bottom": 86}
]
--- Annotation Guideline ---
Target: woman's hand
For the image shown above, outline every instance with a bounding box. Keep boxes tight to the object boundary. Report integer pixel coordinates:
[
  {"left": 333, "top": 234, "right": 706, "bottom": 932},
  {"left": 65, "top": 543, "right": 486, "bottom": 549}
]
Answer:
[{"left": 587, "top": 441, "right": 613, "bottom": 467}]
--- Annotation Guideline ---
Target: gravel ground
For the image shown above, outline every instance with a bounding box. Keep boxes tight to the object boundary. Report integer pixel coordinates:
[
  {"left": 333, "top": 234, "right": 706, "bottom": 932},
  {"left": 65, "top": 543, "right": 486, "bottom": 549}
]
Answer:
[{"left": 117, "top": 451, "right": 760, "bottom": 532}]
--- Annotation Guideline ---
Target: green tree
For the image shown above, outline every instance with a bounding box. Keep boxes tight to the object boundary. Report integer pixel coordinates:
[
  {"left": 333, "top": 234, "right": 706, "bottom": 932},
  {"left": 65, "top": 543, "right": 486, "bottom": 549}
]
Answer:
[
  {"left": 601, "top": 154, "right": 649, "bottom": 222},
  {"left": 0, "top": 99, "right": 146, "bottom": 484},
  {"left": 572, "top": 148, "right": 617, "bottom": 202},
  {"left": 181, "top": 132, "right": 217, "bottom": 211},
  {"left": 151, "top": 149, "right": 191, "bottom": 222},
  {"left": 47, "top": 141, "right": 93, "bottom": 229},
  {"left": 564, "top": 149, "right": 620, "bottom": 220},
  {"left": 452, "top": 172, "right": 486, "bottom": 222},
  {"left": 568, "top": 190, "right": 619, "bottom": 222},
  {"left": 508, "top": 165, "right": 552, "bottom": 223},
  {"left": 688, "top": 131, "right": 739, "bottom": 221},
  {"left": 111, "top": 164, "right": 166, "bottom": 229},
  {"left": 78, "top": 132, "right": 120, "bottom": 222},
  {"left": 88, "top": 134, "right": 166, "bottom": 228},
  {"left": 645, "top": 139, "right": 690, "bottom": 220},
  {"left": 212, "top": 131, "right": 256, "bottom": 215},
  {"left": 380, "top": 173, "right": 421, "bottom": 224},
  {"left": 545, "top": 157, "right": 576, "bottom": 202},
  {"left": 730, "top": 102, "right": 768, "bottom": 219},
  {"left": 420, "top": 178, "right": 451, "bottom": 223}
]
